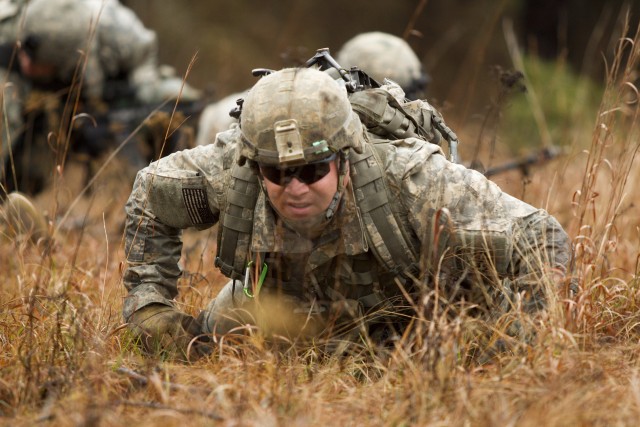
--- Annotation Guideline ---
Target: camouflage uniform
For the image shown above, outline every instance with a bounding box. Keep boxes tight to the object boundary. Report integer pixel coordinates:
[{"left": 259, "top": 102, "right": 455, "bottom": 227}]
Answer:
[{"left": 123, "top": 109, "right": 571, "bottom": 341}]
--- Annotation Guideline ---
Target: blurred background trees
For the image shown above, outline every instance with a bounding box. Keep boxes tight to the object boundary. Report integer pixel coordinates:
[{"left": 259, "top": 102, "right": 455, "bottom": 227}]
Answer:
[
  {"left": 121, "top": 0, "right": 639, "bottom": 162},
  {"left": 121, "top": 0, "right": 636, "bottom": 99}
]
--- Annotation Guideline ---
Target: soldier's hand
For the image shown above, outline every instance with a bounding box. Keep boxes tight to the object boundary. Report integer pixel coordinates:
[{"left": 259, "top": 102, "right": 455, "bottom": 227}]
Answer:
[{"left": 127, "top": 304, "right": 212, "bottom": 362}]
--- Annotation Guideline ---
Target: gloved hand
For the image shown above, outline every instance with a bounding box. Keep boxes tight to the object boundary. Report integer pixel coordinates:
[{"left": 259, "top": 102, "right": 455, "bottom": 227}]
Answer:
[{"left": 127, "top": 304, "right": 212, "bottom": 362}]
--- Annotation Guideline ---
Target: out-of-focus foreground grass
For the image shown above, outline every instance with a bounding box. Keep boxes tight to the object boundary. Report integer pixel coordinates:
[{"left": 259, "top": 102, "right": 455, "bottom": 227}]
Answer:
[{"left": 2, "top": 21, "right": 640, "bottom": 427}]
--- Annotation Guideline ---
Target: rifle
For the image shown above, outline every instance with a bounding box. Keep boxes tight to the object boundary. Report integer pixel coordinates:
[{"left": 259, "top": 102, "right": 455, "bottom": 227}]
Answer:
[
  {"left": 91, "top": 98, "right": 205, "bottom": 168},
  {"left": 2, "top": 87, "right": 204, "bottom": 197},
  {"left": 479, "top": 145, "right": 564, "bottom": 178}
]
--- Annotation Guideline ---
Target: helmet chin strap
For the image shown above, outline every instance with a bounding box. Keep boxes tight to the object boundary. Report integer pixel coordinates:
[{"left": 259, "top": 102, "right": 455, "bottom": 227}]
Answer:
[{"left": 325, "top": 150, "right": 349, "bottom": 220}]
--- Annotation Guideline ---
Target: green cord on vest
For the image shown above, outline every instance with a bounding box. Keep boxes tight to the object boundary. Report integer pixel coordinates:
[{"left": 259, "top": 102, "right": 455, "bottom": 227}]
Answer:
[{"left": 243, "top": 261, "right": 268, "bottom": 298}]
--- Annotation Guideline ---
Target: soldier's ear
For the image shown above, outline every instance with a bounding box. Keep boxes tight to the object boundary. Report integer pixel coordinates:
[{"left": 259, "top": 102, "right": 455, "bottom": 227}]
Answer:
[{"left": 342, "top": 165, "right": 351, "bottom": 188}]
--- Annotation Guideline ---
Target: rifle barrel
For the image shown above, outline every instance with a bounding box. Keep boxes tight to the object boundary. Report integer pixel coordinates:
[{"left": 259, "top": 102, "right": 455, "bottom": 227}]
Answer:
[{"left": 483, "top": 146, "right": 563, "bottom": 177}]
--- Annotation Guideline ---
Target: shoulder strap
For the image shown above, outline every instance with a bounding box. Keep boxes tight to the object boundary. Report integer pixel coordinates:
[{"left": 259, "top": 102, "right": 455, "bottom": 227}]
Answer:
[
  {"left": 349, "top": 142, "right": 420, "bottom": 278},
  {"left": 214, "top": 163, "right": 260, "bottom": 280}
]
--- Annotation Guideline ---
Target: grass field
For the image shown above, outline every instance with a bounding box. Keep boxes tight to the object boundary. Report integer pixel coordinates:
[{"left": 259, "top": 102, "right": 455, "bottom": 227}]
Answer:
[{"left": 2, "top": 18, "right": 640, "bottom": 427}]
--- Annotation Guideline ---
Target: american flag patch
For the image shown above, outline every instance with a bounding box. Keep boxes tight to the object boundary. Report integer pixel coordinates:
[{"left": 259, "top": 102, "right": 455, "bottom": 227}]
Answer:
[{"left": 182, "top": 188, "right": 216, "bottom": 225}]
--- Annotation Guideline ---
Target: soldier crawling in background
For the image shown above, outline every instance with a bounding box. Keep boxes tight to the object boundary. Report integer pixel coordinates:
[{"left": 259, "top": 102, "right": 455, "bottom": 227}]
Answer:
[
  {"left": 0, "top": 0, "right": 203, "bottom": 245},
  {"left": 122, "top": 63, "right": 570, "bottom": 362},
  {"left": 0, "top": 0, "right": 202, "bottom": 200}
]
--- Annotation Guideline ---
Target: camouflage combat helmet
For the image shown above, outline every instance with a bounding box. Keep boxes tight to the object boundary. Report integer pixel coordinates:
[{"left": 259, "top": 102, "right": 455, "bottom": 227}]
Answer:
[
  {"left": 0, "top": 0, "right": 25, "bottom": 44},
  {"left": 21, "top": 0, "right": 96, "bottom": 80},
  {"left": 336, "top": 31, "right": 430, "bottom": 99},
  {"left": 239, "top": 67, "right": 364, "bottom": 167}
]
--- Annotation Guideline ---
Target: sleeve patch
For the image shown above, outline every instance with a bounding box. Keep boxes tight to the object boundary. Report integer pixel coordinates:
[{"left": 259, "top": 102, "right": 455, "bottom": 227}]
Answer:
[{"left": 182, "top": 187, "right": 217, "bottom": 225}]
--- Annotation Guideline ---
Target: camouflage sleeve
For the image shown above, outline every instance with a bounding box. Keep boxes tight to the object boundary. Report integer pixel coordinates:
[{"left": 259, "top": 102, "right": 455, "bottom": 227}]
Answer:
[
  {"left": 122, "top": 132, "right": 238, "bottom": 320},
  {"left": 500, "top": 207, "right": 570, "bottom": 312},
  {"left": 388, "top": 138, "right": 571, "bottom": 311}
]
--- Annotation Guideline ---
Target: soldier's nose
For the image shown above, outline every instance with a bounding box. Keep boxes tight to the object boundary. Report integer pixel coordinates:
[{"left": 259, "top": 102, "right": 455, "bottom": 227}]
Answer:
[{"left": 284, "top": 177, "right": 309, "bottom": 195}]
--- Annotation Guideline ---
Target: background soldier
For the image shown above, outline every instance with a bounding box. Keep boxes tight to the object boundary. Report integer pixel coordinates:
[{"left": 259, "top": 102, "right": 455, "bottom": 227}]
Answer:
[
  {"left": 123, "top": 66, "right": 570, "bottom": 362},
  {"left": 0, "top": 0, "right": 202, "bottom": 199}
]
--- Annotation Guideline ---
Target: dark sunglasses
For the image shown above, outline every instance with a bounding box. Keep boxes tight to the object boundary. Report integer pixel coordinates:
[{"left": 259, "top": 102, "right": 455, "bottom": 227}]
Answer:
[{"left": 259, "top": 153, "right": 337, "bottom": 186}]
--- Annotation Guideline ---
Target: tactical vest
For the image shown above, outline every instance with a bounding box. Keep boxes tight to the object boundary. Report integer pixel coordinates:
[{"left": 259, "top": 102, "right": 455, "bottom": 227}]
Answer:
[{"left": 214, "top": 139, "right": 422, "bottom": 279}]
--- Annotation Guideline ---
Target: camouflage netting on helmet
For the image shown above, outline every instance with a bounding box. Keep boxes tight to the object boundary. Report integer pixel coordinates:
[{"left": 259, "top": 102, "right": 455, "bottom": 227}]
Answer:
[
  {"left": 239, "top": 67, "right": 364, "bottom": 166},
  {"left": 336, "top": 31, "right": 425, "bottom": 93}
]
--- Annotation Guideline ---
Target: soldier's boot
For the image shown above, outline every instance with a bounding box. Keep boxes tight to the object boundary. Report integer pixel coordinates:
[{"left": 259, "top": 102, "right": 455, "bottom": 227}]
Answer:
[{"left": 1, "top": 192, "right": 51, "bottom": 247}]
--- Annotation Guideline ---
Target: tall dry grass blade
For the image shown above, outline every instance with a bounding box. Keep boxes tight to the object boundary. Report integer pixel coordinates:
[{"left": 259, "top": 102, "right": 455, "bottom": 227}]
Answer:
[
  {"left": 402, "top": 0, "right": 429, "bottom": 41},
  {"left": 503, "top": 18, "right": 554, "bottom": 149},
  {"left": 573, "top": 18, "right": 640, "bottom": 237}
]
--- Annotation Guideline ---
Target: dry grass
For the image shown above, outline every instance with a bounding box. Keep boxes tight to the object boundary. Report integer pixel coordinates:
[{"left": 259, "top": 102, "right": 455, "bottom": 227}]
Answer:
[{"left": 3, "top": 13, "right": 640, "bottom": 427}]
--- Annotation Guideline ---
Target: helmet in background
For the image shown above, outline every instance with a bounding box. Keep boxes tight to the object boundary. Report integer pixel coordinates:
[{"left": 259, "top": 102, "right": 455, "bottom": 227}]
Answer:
[
  {"left": 21, "top": 0, "right": 97, "bottom": 80},
  {"left": 336, "top": 31, "right": 430, "bottom": 99}
]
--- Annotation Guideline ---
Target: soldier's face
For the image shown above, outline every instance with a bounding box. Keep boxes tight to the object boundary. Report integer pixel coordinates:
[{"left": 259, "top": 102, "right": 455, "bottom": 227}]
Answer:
[
  {"left": 261, "top": 158, "right": 342, "bottom": 221},
  {"left": 17, "top": 50, "right": 56, "bottom": 80}
]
